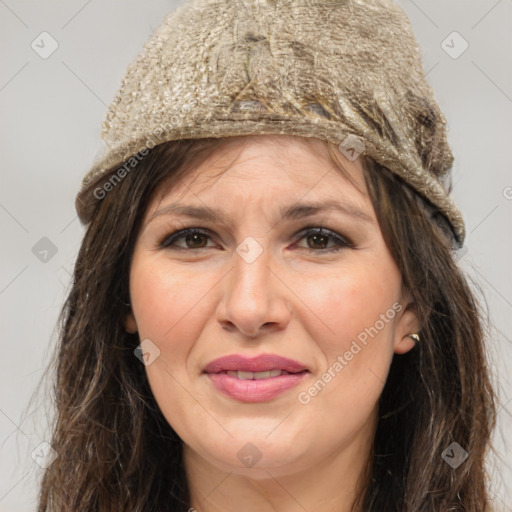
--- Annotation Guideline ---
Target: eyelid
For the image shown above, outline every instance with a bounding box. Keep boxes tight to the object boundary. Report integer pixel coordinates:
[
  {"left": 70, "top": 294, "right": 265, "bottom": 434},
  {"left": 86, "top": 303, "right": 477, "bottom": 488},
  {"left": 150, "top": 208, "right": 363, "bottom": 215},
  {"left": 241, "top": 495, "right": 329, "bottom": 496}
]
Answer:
[
  {"left": 294, "top": 225, "right": 354, "bottom": 249},
  {"left": 158, "top": 227, "right": 217, "bottom": 249}
]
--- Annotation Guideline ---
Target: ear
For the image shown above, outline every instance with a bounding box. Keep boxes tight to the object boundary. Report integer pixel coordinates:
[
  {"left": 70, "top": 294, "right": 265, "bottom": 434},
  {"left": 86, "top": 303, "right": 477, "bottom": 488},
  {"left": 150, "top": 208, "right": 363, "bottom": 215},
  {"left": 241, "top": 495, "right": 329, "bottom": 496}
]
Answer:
[
  {"left": 124, "top": 310, "right": 138, "bottom": 333},
  {"left": 393, "top": 302, "right": 421, "bottom": 355}
]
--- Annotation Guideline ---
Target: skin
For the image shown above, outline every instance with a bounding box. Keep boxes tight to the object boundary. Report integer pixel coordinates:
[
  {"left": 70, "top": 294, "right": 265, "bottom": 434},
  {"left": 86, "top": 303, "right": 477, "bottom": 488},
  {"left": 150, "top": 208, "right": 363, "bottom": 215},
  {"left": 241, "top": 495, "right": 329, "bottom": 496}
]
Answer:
[{"left": 125, "top": 134, "right": 419, "bottom": 512}]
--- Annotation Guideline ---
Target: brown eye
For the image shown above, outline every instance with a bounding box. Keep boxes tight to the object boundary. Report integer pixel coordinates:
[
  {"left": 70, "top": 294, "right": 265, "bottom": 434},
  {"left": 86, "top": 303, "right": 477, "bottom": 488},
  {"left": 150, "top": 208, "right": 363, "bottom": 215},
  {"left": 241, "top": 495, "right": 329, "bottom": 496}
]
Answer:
[
  {"left": 160, "top": 228, "right": 213, "bottom": 250},
  {"left": 160, "top": 226, "right": 353, "bottom": 254},
  {"left": 295, "top": 227, "right": 352, "bottom": 253},
  {"left": 306, "top": 232, "right": 330, "bottom": 250},
  {"left": 183, "top": 232, "right": 208, "bottom": 249}
]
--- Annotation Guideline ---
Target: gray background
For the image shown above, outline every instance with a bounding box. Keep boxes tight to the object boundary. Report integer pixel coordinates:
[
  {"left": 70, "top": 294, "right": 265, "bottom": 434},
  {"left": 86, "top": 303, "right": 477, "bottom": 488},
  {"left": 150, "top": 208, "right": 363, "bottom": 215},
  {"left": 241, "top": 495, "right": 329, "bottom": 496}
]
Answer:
[{"left": 1, "top": 1, "right": 511, "bottom": 510}]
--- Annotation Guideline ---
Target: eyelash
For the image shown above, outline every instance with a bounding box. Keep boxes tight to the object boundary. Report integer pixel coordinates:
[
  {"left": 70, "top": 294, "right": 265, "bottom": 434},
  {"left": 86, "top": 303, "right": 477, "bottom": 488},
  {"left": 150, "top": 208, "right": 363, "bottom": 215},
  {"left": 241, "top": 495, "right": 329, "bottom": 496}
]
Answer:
[{"left": 159, "top": 226, "right": 353, "bottom": 253}]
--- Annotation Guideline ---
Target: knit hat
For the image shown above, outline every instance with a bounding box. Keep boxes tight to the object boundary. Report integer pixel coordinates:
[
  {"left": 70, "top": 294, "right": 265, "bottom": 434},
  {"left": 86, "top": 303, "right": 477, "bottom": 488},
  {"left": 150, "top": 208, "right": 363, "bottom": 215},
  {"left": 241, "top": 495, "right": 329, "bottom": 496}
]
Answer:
[{"left": 75, "top": 0, "right": 465, "bottom": 248}]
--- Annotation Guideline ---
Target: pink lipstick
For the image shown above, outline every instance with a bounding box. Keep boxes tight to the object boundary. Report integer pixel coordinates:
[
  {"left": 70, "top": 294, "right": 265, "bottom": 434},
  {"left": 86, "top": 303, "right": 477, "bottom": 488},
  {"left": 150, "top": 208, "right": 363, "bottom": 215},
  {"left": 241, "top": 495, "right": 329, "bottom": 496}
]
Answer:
[{"left": 203, "top": 354, "right": 309, "bottom": 403}]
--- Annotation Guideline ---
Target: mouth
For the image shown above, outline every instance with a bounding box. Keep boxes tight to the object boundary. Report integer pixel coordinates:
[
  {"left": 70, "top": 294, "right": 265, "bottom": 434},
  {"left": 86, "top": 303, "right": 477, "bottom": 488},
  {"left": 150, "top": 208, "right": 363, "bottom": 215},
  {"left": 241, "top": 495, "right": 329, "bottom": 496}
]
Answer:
[
  {"left": 203, "top": 354, "right": 310, "bottom": 402},
  {"left": 203, "top": 353, "right": 309, "bottom": 375},
  {"left": 219, "top": 369, "right": 308, "bottom": 380}
]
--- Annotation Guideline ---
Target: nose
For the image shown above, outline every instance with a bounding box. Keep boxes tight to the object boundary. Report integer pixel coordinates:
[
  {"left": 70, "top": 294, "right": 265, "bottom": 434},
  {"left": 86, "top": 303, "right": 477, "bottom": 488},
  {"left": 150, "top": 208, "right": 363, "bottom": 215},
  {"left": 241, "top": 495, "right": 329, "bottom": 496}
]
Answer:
[{"left": 216, "top": 242, "right": 292, "bottom": 338}]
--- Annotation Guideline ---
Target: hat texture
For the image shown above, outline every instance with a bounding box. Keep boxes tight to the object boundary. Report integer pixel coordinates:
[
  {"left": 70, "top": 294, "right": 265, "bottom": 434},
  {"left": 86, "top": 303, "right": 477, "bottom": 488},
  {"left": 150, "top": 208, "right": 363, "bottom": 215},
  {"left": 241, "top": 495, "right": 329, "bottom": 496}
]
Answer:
[{"left": 76, "top": 0, "right": 465, "bottom": 247}]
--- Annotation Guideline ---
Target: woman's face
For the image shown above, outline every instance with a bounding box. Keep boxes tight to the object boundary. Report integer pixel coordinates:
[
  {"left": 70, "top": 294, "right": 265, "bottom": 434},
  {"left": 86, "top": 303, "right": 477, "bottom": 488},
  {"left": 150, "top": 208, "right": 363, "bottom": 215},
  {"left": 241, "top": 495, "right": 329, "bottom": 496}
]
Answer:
[{"left": 126, "top": 134, "right": 418, "bottom": 479}]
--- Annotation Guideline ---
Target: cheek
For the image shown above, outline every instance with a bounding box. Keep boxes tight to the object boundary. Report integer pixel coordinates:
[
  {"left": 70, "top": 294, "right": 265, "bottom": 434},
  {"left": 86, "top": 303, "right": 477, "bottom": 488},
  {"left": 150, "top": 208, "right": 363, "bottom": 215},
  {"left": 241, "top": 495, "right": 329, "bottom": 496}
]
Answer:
[
  {"left": 300, "top": 262, "right": 399, "bottom": 354},
  {"left": 296, "top": 262, "right": 399, "bottom": 404},
  {"left": 293, "top": 273, "right": 397, "bottom": 441},
  {"left": 129, "top": 259, "right": 212, "bottom": 343},
  {"left": 129, "top": 260, "right": 214, "bottom": 422}
]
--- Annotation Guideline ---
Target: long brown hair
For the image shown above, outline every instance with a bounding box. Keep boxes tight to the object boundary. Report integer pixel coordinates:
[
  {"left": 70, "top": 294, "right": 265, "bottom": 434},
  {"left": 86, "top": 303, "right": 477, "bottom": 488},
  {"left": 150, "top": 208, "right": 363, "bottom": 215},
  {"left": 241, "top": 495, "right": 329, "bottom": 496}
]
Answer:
[{"left": 36, "top": 136, "right": 496, "bottom": 511}]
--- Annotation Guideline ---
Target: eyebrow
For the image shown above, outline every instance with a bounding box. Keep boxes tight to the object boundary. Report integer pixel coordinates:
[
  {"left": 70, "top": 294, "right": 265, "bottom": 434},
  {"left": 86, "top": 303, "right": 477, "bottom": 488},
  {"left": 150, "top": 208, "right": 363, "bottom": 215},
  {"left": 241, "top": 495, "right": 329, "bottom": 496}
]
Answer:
[{"left": 145, "top": 200, "right": 373, "bottom": 229}]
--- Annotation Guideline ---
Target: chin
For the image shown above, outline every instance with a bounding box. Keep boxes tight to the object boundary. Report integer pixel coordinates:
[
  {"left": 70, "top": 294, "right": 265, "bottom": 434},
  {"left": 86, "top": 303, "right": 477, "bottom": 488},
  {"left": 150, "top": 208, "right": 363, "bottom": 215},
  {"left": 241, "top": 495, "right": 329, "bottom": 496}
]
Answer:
[{"left": 189, "top": 435, "right": 314, "bottom": 477}]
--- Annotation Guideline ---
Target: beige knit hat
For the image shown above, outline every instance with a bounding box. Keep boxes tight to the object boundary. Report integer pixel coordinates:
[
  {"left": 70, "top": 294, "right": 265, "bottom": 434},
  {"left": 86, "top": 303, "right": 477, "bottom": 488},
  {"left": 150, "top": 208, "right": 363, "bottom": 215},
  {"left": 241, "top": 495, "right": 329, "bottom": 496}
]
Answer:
[{"left": 75, "top": 0, "right": 465, "bottom": 248}]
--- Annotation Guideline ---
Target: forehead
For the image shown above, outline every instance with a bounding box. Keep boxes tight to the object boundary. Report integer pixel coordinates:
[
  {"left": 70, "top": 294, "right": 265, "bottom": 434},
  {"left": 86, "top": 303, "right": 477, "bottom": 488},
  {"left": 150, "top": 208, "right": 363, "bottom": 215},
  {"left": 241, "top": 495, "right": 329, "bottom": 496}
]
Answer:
[{"left": 150, "top": 134, "right": 368, "bottom": 211}]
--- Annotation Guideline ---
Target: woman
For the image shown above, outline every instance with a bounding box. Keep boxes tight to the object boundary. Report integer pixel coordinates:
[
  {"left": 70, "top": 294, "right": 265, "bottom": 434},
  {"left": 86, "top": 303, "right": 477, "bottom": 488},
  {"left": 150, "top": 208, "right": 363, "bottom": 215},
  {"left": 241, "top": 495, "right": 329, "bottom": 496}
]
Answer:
[{"left": 37, "top": 0, "right": 497, "bottom": 510}]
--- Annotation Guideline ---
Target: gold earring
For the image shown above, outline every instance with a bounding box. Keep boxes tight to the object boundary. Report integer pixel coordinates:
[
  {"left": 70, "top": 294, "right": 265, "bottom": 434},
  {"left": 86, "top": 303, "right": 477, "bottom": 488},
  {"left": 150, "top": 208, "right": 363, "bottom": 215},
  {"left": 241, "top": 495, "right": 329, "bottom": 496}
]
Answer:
[{"left": 408, "top": 333, "right": 420, "bottom": 343}]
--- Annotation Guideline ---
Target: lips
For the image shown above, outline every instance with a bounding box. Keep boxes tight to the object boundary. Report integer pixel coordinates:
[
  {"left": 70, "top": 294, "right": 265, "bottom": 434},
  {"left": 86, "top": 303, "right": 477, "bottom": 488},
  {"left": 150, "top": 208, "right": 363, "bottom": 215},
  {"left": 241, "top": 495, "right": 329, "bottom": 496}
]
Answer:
[
  {"left": 225, "top": 369, "right": 292, "bottom": 380},
  {"left": 203, "top": 354, "right": 310, "bottom": 402},
  {"left": 203, "top": 354, "right": 308, "bottom": 375}
]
